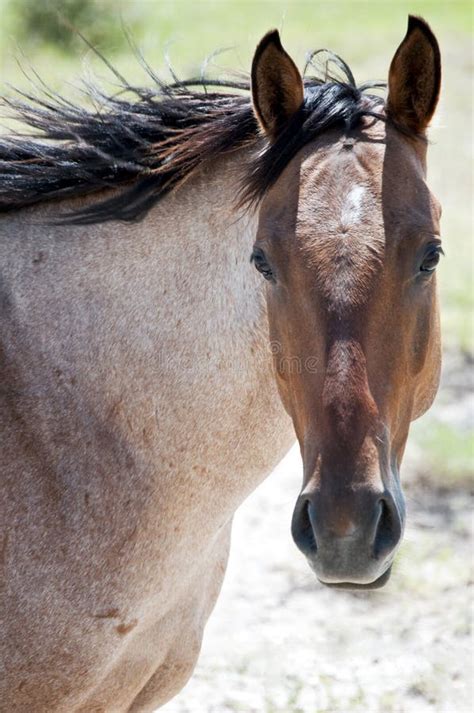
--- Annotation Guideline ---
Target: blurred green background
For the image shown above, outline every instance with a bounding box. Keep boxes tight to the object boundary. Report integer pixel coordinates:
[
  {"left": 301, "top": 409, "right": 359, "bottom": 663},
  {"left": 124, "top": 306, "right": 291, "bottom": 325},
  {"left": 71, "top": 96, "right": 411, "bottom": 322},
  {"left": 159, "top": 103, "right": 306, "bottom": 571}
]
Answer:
[{"left": 0, "top": 0, "right": 472, "bottom": 483}]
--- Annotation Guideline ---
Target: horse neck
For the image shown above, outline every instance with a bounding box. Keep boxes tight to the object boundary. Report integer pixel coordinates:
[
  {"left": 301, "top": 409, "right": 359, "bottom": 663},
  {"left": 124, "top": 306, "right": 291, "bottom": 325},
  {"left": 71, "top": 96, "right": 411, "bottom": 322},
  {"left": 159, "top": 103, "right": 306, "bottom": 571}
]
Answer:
[
  {"left": 1, "top": 153, "right": 293, "bottom": 511},
  {"left": 6, "top": 152, "right": 263, "bottom": 353},
  {"left": 144, "top": 156, "right": 263, "bottom": 347}
]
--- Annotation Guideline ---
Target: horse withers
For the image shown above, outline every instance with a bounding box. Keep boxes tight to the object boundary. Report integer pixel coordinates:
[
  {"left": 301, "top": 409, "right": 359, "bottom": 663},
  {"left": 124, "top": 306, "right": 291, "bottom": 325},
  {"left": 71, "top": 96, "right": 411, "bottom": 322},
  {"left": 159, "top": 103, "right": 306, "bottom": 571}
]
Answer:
[{"left": 0, "top": 16, "right": 441, "bottom": 711}]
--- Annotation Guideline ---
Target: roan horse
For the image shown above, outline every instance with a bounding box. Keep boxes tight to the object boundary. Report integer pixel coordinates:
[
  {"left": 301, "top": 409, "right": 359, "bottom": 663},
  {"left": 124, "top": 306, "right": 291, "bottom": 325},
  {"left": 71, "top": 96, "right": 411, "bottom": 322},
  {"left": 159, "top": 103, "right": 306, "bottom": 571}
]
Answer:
[{"left": 0, "top": 15, "right": 442, "bottom": 712}]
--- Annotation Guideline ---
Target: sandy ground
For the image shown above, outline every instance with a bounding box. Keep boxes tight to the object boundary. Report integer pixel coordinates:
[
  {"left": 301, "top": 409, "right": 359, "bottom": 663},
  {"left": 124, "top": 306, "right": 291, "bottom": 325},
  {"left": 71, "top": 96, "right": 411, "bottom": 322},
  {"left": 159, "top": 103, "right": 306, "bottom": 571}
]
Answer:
[{"left": 162, "top": 359, "right": 473, "bottom": 713}]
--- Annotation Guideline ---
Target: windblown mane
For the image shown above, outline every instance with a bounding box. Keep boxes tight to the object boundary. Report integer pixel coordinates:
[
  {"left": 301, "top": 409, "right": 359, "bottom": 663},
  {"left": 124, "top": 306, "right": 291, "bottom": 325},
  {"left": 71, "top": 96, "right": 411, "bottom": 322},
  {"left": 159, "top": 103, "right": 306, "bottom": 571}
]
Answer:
[{"left": 0, "top": 49, "right": 387, "bottom": 224}]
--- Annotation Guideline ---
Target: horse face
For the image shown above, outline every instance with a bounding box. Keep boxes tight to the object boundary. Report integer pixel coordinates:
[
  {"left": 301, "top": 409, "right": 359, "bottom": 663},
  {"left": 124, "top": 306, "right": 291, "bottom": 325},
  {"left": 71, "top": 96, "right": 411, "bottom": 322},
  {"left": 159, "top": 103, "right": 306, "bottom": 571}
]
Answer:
[{"left": 250, "top": 18, "right": 441, "bottom": 588}]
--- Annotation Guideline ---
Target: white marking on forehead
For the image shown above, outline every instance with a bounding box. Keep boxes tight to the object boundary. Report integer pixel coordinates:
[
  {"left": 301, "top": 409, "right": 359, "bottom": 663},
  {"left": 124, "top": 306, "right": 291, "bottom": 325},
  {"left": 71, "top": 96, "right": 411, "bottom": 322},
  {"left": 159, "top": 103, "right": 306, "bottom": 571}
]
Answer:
[{"left": 340, "top": 185, "right": 366, "bottom": 229}]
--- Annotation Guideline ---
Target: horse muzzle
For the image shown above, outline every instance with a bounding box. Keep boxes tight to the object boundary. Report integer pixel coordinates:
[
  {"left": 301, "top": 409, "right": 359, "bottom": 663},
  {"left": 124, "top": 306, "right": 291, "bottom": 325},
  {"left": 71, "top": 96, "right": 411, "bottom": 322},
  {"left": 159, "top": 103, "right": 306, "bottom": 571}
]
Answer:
[{"left": 291, "top": 485, "right": 404, "bottom": 589}]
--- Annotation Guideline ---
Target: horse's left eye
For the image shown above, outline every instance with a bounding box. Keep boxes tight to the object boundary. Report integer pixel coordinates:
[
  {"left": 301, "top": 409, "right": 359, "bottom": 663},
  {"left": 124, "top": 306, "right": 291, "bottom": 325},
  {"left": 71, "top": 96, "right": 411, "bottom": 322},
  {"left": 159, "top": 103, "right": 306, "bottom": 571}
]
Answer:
[
  {"left": 251, "top": 248, "right": 275, "bottom": 282},
  {"left": 420, "top": 245, "right": 443, "bottom": 273}
]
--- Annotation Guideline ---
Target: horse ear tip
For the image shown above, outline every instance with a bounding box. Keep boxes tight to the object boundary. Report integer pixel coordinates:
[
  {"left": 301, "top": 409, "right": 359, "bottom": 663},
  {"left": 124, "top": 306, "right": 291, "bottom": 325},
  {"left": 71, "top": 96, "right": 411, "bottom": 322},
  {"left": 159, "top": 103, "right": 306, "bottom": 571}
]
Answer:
[
  {"left": 408, "top": 14, "right": 424, "bottom": 25},
  {"left": 257, "top": 29, "right": 283, "bottom": 53},
  {"left": 266, "top": 28, "right": 281, "bottom": 43},
  {"left": 407, "top": 15, "right": 433, "bottom": 38}
]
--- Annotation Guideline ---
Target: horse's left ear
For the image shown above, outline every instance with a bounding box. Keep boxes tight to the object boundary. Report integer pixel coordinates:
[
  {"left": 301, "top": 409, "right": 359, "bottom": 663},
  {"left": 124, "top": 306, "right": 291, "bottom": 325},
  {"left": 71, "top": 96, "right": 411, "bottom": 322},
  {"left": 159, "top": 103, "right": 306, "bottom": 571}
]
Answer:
[
  {"left": 386, "top": 15, "right": 441, "bottom": 134},
  {"left": 251, "top": 30, "right": 304, "bottom": 140}
]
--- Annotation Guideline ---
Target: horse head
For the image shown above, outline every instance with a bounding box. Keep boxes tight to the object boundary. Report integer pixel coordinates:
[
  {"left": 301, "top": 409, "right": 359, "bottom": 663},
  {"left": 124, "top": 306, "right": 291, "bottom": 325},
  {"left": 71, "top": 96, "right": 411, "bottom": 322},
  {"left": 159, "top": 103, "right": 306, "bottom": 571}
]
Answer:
[{"left": 249, "top": 17, "right": 442, "bottom": 588}]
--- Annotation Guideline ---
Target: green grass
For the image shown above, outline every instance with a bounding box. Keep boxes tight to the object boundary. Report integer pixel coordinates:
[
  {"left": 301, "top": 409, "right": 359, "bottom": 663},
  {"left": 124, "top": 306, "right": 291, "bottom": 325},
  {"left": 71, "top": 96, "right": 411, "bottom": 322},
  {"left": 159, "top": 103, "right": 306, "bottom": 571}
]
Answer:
[
  {"left": 1, "top": 1, "right": 471, "bottom": 74},
  {"left": 411, "top": 419, "right": 473, "bottom": 486},
  {"left": 0, "top": 0, "right": 472, "bottom": 352}
]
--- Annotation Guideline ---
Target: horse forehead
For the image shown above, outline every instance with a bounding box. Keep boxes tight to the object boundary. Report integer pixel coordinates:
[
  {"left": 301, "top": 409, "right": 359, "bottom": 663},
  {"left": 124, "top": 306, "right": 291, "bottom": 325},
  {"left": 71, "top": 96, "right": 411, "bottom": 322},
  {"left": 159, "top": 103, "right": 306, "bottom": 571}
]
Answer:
[
  {"left": 297, "top": 138, "right": 384, "bottom": 224},
  {"left": 290, "top": 141, "right": 387, "bottom": 310}
]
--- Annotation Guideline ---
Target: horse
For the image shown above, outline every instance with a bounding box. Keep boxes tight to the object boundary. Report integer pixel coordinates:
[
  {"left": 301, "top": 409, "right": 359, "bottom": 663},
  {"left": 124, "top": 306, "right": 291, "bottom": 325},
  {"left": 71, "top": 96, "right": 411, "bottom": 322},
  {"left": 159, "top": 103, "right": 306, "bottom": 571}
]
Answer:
[{"left": 0, "top": 15, "right": 442, "bottom": 711}]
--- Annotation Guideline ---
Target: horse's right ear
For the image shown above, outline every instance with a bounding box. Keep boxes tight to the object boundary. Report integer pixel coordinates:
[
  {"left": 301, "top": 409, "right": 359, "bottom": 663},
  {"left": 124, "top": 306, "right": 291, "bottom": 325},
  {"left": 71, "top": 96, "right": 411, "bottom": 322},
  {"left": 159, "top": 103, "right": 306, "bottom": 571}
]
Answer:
[
  {"left": 251, "top": 30, "right": 304, "bottom": 140},
  {"left": 386, "top": 16, "right": 441, "bottom": 134}
]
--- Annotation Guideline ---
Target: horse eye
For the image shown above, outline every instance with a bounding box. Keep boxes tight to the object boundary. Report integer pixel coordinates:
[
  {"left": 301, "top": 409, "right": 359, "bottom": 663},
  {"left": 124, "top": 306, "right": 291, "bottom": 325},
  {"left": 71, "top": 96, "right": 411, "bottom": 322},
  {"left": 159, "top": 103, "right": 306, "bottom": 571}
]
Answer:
[
  {"left": 420, "top": 245, "right": 443, "bottom": 273},
  {"left": 250, "top": 248, "right": 275, "bottom": 282}
]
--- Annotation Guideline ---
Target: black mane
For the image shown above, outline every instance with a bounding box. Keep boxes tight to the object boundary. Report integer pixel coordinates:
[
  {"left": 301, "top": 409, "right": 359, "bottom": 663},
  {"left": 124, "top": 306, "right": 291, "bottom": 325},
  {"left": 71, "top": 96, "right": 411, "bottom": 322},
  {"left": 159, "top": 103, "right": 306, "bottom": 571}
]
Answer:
[{"left": 0, "top": 50, "right": 388, "bottom": 224}]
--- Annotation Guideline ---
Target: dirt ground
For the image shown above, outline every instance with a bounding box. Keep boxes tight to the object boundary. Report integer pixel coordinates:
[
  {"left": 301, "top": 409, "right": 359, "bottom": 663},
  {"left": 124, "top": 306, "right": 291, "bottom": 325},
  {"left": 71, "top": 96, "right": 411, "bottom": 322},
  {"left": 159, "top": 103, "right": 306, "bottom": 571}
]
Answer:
[{"left": 162, "top": 356, "right": 473, "bottom": 713}]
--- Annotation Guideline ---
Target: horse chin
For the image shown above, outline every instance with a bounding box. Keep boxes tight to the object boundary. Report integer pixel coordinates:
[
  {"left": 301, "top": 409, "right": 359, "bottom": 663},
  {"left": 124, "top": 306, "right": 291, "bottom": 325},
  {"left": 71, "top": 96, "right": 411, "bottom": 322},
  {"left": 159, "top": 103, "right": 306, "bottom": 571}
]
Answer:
[{"left": 317, "top": 566, "right": 393, "bottom": 591}]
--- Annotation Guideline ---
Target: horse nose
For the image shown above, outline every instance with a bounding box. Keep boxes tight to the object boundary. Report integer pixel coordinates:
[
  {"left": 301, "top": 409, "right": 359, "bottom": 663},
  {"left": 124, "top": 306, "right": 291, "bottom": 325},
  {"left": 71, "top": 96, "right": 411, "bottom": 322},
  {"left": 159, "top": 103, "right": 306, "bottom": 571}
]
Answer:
[
  {"left": 372, "top": 496, "right": 403, "bottom": 560},
  {"left": 291, "top": 488, "right": 404, "bottom": 587}
]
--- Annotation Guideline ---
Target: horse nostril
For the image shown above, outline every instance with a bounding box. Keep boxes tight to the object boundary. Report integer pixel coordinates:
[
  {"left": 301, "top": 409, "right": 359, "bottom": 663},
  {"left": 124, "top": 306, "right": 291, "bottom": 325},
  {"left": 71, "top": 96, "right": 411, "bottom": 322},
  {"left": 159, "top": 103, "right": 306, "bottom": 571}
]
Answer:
[
  {"left": 291, "top": 499, "right": 317, "bottom": 557},
  {"left": 373, "top": 498, "right": 400, "bottom": 560}
]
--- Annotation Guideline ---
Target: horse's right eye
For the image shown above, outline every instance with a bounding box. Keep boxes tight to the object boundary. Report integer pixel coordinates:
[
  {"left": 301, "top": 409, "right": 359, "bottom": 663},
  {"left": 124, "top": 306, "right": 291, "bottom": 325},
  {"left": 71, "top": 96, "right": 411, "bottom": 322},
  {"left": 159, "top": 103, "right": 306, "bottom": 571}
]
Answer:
[
  {"left": 250, "top": 248, "right": 275, "bottom": 282},
  {"left": 420, "top": 244, "right": 444, "bottom": 274}
]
